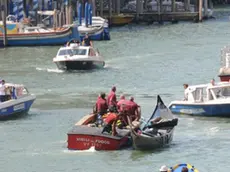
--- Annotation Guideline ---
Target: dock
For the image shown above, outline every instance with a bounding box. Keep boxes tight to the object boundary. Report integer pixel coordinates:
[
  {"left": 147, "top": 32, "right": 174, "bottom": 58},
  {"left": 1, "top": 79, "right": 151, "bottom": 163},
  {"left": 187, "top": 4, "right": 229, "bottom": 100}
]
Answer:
[{"left": 95, "top": 0, "right": 214, "bottom": 24}]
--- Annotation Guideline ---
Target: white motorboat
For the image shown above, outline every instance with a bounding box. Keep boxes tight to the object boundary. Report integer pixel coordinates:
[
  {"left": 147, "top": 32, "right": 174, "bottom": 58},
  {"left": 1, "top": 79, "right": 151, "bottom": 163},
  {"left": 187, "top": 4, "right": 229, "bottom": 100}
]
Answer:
[
  {"left": 53, "top": 41, "right": 105, "bottom": 70},
  {"left": 0, "top": 82, "right": 36, "bottom": 120},
  {"left": 169, "top": 81, "right": 230, "bottom": 117}
]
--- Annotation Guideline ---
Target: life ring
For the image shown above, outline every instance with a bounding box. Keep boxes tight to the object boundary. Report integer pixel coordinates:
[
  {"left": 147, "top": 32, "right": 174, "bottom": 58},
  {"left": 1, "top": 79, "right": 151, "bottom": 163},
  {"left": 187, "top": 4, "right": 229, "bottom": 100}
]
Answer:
[{"left": 169, "top": 164, "right": 199, "bottom": 172}]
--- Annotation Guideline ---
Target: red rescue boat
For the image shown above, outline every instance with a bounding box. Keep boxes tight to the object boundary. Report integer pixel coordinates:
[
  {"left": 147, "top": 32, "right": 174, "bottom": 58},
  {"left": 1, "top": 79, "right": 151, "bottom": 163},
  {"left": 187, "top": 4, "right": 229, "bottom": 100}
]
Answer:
[{"left": 67, "top": 113, "right": 133, "bottom": 151}]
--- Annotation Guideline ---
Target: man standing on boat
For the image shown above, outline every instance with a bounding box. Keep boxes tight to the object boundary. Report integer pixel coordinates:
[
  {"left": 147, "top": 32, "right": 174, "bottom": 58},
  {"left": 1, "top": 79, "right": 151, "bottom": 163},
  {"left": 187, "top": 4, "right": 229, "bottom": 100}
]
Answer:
[
  {"left": 128, "top": 97, "right": 140, "bottom": 122},
  {"left": 107, "top": 86, "right": 117, "bottom": 112},
  {"left": 0, "top": 80, "right": 6, "bottom": 102},
  {"left": 95, "top": 93, "right": 108, "bottom": 126},
  {"left": 82, "top": 34, "right": 93, "bottom": 46},
  {"left": 183, "top": 84, "right": 189, "bottom": 101}
]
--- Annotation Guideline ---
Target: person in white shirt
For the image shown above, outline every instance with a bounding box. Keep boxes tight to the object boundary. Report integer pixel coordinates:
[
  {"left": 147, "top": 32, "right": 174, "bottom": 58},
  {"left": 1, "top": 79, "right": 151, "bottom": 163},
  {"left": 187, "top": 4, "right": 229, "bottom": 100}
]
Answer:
[
  {"left": 0, "top": 80, "right": 6, "bottom": 102},
  {"left": 183, "top": 84, "right": 189, "bottom": 101}
]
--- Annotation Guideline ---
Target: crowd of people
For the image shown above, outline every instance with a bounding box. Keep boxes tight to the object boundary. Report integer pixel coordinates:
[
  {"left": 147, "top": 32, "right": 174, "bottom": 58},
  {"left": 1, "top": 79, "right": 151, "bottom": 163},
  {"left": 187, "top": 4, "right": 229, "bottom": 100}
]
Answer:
[{"left": 93, "top": 86, "right": 141, "bottom": 133}]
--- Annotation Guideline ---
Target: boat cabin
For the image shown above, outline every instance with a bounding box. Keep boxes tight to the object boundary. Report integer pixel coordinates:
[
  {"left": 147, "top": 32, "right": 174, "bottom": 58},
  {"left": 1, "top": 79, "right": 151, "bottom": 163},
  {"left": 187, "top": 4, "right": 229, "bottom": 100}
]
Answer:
[
  {"left": 56, "top": 45, "right": 98, "bottom": 57},
  {"left": 186, "top": 82, "right": 230, "bottom": 102}
]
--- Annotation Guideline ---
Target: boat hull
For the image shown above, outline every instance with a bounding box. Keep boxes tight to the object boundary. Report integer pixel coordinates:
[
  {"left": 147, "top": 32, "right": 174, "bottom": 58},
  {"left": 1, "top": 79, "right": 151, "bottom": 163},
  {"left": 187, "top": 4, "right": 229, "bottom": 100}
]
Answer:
[
  {"left": 131, "top": 127, "right": 174, "bottom": 150},
  {"left": 169, "top": 103, "right": 230, "bottom": 117},
  {"left": 0, "top": 27, "right": 79, "bottom": 46},
  {"left": 0, "top": 95, "right": 36, "bottom": 120},
  {"left": 110, "top": 16, "right": 134, "bottom": 26},
  {"left": 67, "top": 125, "right": 131, "bottom": 150},
  {"left": 54, "top": 60, "right": 105, "bottom": 70}
]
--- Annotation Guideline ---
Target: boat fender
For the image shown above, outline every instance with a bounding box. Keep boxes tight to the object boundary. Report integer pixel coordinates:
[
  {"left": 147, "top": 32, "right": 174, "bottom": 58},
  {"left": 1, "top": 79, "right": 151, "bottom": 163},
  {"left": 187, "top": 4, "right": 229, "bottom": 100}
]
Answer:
[{"left": 169, "top": 163, "right": 199, "bottom": 172}]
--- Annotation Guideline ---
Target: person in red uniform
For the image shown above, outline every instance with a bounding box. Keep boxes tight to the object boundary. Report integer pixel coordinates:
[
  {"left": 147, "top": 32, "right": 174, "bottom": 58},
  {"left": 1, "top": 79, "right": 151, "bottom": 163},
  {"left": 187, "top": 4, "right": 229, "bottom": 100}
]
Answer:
[
  {"left": 117, "top": 94, "right": 126, "bottom": 112},
  {"left": 95, "top": 93, "right": 108, "bottom": 116},
  {"left": 128, "top": 97, "right": 140, "bottom": 122},
  {"left": 95, "top": 93, "right": 108, "bottom": 127},
  {"left": 107, "top": 86, "right": 117, "bottom": 111},
  {"left": 116, "top": 95, "right": 133, "bottom": 128},
  {"left": 101, "top": 106, "right": 118, "bottom": 134}
]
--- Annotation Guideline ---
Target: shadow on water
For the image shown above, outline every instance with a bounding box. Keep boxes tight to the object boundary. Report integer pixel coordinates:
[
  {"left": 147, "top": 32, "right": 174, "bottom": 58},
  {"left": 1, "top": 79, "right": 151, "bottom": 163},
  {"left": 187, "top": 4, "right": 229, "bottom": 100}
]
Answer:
[
  {"left": 0, "top": 111, "right": 37, "bottom": 122},
  {"left": 129, "top": 145, "right": 173, "bottom": 161}
]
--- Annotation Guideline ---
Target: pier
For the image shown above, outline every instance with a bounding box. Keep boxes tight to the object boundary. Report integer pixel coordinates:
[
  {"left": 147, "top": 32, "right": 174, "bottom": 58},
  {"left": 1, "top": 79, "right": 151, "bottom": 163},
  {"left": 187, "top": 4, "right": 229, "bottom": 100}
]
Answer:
[{"left": 95, "top": 0, "right": 214, "bottom": 24}]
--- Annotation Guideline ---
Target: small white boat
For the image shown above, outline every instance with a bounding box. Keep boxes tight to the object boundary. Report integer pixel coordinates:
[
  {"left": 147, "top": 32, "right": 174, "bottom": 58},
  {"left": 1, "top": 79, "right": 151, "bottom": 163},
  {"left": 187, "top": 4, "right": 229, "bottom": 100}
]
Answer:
[
  {"left": 0, "top": 83, "right": 36, "bottom": 120},
  {"left": 169, "top": 81, "right": 230, "bottom": 117},
  {"left": 53, "top": 42, "right": 105, "bottom": 70}
]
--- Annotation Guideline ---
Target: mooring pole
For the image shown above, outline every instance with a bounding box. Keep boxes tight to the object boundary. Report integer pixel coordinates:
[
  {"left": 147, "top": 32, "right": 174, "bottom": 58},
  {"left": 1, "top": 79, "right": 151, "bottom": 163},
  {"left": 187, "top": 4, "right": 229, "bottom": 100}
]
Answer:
[{"left": 1, "top": 0, "right": 7, "bottom": 47}]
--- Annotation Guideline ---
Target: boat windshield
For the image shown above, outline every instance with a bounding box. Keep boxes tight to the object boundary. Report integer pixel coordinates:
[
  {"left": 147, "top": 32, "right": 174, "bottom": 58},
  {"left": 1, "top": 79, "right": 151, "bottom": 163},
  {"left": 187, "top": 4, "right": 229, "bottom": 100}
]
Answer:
[
  {"left": 211, "top": 86, "right": 230, "bottom": 98},
  {"left": 191, "top": 87, "right": 207, "bottom": 102},
  {"left": 58, "top": 49, "right": 87, "bottom": 56}
]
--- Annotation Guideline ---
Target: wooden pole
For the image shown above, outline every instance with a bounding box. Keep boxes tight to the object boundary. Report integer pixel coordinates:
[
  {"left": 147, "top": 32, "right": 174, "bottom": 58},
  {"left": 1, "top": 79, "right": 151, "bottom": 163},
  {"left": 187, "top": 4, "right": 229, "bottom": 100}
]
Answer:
[
  {"left": 203, "top": 0, "right": 208, "bottom": 18},
  {"left": 136, "top": 0, "right": 140, "bottom": 22},
  {"left": 187, "top": 0, "right": 190, "bottom": 11},
  {"left": 100, "top": 0, "right": 103, "bottom": 17},
  {"left": 158, "top": 0, "right": 163, "bottom": 24},
  {"left": 172, "top": 0, "right": 176, "bottom": 12},
  {"left": 198, "top": 0, "right": 203, "bottom": 21},
  {"left": 108, "top": 0, "right": 112, "bottom": 24},
  {"left": 140, "top": 0, "right": 143, "bottom": 14},
  {"left": 116, "top": 0, "right": 120, "bottom": 14},
  {"left": 1, "top": 0, "right": 7, "bottom": 46},
  {"left": 92, "top": 0, "right": 96, "bottom": 16},
  {"left": 65, "top": 4, "right": 69, "bottom": 25},
  {"left": 53, "top": 9, "right": 57, "bottom": 29},
  {"left": 69, "top": 3, "right": 73, "bottom": 24},
  {"left": 112, "top": 0, "right": 115, "bottom": 13}
]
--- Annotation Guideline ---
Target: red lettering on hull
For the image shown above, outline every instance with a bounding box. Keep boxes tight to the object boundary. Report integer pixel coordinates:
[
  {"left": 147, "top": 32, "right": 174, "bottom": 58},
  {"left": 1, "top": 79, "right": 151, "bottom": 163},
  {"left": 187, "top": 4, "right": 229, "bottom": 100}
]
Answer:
[{"left": 67, "top": 134, "right": 129, "bottom": 150}]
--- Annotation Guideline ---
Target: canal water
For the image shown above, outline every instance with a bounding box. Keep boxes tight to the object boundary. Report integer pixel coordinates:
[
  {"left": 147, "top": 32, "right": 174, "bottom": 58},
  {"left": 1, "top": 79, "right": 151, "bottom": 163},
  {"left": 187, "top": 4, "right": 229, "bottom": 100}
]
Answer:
[{"left": 1, "top": 7, "right": 230, "bottom": 172}]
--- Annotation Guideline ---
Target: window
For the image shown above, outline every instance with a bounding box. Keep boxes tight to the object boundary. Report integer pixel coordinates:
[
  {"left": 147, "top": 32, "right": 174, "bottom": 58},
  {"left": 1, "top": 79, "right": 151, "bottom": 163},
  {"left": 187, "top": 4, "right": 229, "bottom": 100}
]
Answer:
[
  {"left": 72, "top": 49, "right": 87, "bottom": 55},
  {"left": 58, "top": 49, "right": 73, "bottom": 56},
  {"left": 193, "top": 88, "right": 205, "bottom": 102}
]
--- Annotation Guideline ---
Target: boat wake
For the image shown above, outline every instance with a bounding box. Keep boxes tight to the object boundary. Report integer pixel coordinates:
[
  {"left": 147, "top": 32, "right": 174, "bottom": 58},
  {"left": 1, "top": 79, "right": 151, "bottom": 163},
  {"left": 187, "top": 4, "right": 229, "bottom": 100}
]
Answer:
[
  {"left": 205, "top": 127, "right": 219, "bottom": 136},
  {"left": 62, "top": 146, "right": 96, "bottom": 154},
  {"left": 36, "top": 67, "right": 64, "bottom": 73}
]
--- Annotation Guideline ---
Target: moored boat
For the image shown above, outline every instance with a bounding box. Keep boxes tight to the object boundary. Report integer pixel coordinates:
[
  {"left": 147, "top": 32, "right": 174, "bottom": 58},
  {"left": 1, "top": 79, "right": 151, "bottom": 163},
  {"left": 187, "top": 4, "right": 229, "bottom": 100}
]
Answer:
[
  {"left": 0, "top": 82, "right": 36, "bottom": 120},
  {"left": 169, "top": 81, "right": 230, "bottom": 117},
  {"left": 67, "top": 113, "right": 132, "bottom": 151},
  {"left": 128, "top": 95, "right": 178, "bottom": 150},
  {"left": 53, "top": 41, "right": 105, "bottom": 71},
  {"left": 0, "top": 16, "right": 80, "bottom": 46},
  {"left": 109, "top": 14, "right": 135, "bottom": 26}
]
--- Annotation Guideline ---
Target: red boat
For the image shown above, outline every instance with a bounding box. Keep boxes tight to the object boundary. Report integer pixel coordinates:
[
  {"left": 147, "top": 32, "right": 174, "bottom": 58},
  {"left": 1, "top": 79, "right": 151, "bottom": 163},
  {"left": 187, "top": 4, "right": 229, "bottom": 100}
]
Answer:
[
  {"left": 67, "top": 113, "right": 135, "bottom": 151},
  {"left": 219, "top": 47, "right": 230, "bottom": 81}
]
